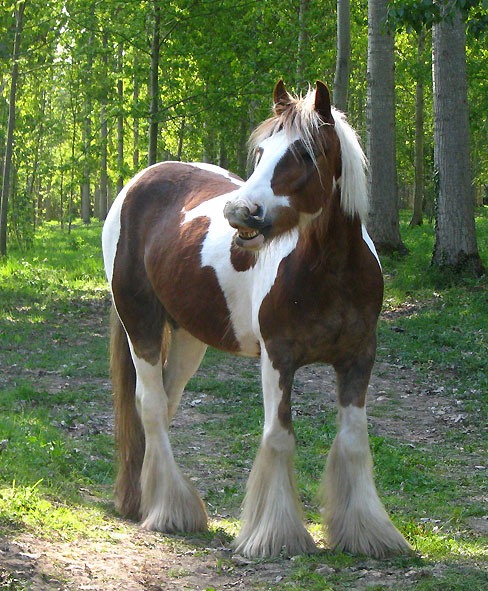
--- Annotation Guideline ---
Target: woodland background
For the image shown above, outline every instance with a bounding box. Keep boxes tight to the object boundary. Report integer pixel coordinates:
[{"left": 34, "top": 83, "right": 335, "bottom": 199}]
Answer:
[{"left": 0, "top": 1, "right": 487, "bottom": 248}]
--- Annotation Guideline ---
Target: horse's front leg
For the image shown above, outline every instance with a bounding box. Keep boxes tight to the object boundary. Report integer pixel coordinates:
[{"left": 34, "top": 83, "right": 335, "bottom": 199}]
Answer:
[
  {"left": 234, "top": 349, "right": 316, "bottom": 558},
  {"left": 323, "top": 347, "right": 412, "bottom": 557}
]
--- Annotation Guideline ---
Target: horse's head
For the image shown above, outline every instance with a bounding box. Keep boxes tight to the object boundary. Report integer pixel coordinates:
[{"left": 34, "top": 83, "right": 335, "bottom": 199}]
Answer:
[{"left": 224, "top": 80, "right": 366, "bottom": 251}]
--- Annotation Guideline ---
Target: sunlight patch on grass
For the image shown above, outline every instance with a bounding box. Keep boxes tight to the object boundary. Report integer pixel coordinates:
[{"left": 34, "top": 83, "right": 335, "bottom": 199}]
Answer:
[
  {"left": 0, "top": 481, "right": 120, "bottom": 541},
  {"left": 208, "top": 517, "right": 240, "bottom": 539}
]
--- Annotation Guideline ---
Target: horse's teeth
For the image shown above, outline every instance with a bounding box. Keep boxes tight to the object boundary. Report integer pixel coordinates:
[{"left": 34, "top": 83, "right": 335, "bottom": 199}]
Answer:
[{"left": 239, "top": 229, "right": 259, "bottom": 239}]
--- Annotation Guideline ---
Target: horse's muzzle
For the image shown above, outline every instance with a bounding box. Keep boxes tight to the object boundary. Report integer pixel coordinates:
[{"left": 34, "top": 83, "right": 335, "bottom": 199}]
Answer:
[
  {"left": 224, "top": 201, "right": 264, "bottom": 229},
  {"left": 223, "top": 201, "right": 269, "bottom": 250}
]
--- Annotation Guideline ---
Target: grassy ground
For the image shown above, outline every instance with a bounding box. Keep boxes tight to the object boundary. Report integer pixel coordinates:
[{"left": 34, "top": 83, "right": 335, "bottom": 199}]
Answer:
[{"left": 0, "top": 214, "right": 487, "bottom": 590}]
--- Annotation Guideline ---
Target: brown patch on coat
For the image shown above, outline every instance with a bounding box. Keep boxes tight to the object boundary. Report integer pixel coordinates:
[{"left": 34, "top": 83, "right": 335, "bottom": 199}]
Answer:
[
  {"left": 259, "top": 196, "right": 383, "bottom": 410},
  {"left": 229, "top": 238, "right": 258, "bottom": 272},
  {"left": 113, "top": 162, "right": 242, "bottom": 356}
]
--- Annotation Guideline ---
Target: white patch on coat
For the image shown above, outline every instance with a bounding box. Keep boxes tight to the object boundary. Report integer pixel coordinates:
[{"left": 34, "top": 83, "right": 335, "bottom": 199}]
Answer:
[
  {"left": 260, "top": 349, "right": 295, "bottom": 452},
  {"left": 185, "top": 162, "right": 244, "bottom": 185},
  {"left": 182, "top": 194, "right": 298, "bottom": 355},
  {"left": 228, "top": 130, "right": 294, "bottom": 216},
  {"left": 361, "top": 225, "right": 381, "bottom": 270},
  {"left": 102, "top": 162, "right": 165, "bottom": 285}
]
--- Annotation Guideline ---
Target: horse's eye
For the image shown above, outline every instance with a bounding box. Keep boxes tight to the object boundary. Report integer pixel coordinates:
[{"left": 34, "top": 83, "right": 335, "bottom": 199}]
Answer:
[
  {"left": 255, "top": 147, "right": 263, "bottom": 165},
  {"left": 297, "top": 146, "right": 314, "bottom": 163}
]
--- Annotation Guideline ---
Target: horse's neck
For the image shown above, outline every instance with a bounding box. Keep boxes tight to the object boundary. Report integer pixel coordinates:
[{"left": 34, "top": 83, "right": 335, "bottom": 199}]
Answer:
[{"left": 304, "top": 191, "right": 363, "bottom": 270}]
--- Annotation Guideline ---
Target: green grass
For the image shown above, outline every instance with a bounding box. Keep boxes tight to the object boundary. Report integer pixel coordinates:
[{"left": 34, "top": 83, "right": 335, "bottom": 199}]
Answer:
[
  {"left": 0, "top": 215, "right": 487, "bottom": 590},
  {"left": 378, "top": 209, "right": 488, "bottom": 424}
]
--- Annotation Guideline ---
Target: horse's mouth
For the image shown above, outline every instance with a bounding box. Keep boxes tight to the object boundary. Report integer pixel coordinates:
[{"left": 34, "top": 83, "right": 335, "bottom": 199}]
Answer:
[{"left": 234, "top": 227, "right": 269, "bottom": 250}]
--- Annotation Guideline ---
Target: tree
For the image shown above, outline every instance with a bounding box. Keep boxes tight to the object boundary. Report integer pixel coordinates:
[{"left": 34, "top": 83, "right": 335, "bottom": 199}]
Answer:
[
  {"left": 431, "top": 2, "right": 484, "bottom": 273},
  {"left": 296, "top": 0, "right": 310, "bottom": 89},
  {"left": 148, "top": 0, "right": 160, "bottom": 166},
  {"left": 366, "top": 0, "right": 406, "bottom": 253},
  {"left": 409, "top": 30, "right": 426, "bottom": 227},
  {"left": 333, "top": 0, "right": 351, "bottom": 112},
  {"left": 0, "top": 2, "right": 25, "bottom": 256}
]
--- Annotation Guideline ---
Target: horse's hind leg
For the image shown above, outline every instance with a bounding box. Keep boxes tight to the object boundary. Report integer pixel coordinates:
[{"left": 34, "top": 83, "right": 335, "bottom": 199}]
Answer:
[
  {"left": 323, "top": 346, "right": 412, "bottom": 557},
  {"left": 114, "top": 292, "right": 207, "bottom": 533},
  {"left": 163, "top": 327, "right": 207, "bottom": 422}
]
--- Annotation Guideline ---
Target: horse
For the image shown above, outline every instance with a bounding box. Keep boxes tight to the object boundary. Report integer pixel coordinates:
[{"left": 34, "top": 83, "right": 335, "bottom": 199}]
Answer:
[{"left": 102, "top": 80, "right": 412, "bottom": 559}]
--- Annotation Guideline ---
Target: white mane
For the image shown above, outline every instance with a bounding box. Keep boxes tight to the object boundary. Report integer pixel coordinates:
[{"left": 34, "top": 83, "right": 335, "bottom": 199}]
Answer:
[{"left": 331, "top": 107, "right": 369, "bottom": 221}]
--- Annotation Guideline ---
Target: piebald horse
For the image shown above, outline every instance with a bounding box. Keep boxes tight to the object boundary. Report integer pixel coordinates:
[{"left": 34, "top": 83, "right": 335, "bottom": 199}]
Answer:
[{"left": 102, "top": 81, "right": 411, "bottom": 558}]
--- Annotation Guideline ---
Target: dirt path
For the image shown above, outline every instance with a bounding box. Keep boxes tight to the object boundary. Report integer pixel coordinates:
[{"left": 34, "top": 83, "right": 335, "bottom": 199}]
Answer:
[{"left": 1, "top": 305, "right": 484, "bottom": 590}]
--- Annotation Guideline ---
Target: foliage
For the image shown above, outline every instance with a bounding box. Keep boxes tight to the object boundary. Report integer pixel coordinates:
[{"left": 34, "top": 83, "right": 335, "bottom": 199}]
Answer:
[
  {"left": 0, "top": 0, "right": 486, "bottom": 255},
  {"left": 387, "top": 0, "right": 488, "bottom": 34}
]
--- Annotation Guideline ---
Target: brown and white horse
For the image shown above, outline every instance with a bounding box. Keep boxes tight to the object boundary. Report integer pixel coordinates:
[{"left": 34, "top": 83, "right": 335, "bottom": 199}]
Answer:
[{"left": 102, "top": 81, "right": 411, "bottom": 558}]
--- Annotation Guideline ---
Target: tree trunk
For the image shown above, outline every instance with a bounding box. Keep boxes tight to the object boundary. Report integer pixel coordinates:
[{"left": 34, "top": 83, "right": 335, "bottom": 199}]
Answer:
[
  {"left": 148, "top": 0, "right": 160, "bottom": 166},
  {"left": 177, "top": 117, "right": 185, "bottom": 161},
  {"left": 218, "top": 132, "right": 228, "bottom": 170},
  {"left": 432, "top": 3, "right": 484, "bottom": 274},
  {"left": 366, "top": 0, "right": 406, "bottom": 254},
  {"left": 60, "top": 157, "right": 65, "bottom": 229},
  {"left": 333, "top": 0, "right": 350, "bottom": 112},
  {"left": 29, "top": 92, "right": 46, "bottom": 230},
  {"left": 99, "top": 32, "right": 108, "bottom": 220},
  {"left": 133, "top": 51, "right": 140, "bottom": 171},
  {"left": 94, "top": 185, "right": 100, "bottom": 221},
  {"left": 68, "top": 65, "right": 78, "bottom": 234},
  {"left": 410, "top": 31, "right": 426, "bottom": 228},
  {"left": 0, "top": 2, "right": 25, "bottom": 256},
  {"left": 117, "top": 41, "right": 124, "bottom": 194},
  {"left": 296, "top": 0, "right": 309, "bottom": 89},
  {"left": 81, "top": 109, "right": 92, "bottom": 223},
  {"left": 81, "top": 37, "right": 93, "bottom": 224},
  {"left": 202, "top": 120, "right": 216, "bottom": 164},
  {"left": 237, "top": 116, "right": 248, "bottom": 179}
]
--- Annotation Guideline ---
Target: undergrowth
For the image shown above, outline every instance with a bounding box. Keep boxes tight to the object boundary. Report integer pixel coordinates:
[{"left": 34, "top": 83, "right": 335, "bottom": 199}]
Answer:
[{"left": 0, "top": 214, "right": 486, "bottom": 590}]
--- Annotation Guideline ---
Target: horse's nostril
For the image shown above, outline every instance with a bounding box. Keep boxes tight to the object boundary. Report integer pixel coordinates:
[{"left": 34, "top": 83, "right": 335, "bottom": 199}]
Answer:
[{"left": 250, "top": 205, "right": 264, "bottom": 220}]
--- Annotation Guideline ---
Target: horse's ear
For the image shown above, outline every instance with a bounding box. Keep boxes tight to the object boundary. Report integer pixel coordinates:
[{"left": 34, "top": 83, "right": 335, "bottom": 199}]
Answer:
[
  {"left": 273, "top": 80, "right": 293, "bottom": 115},
  {"left": 314, "top": 81, "right": 334, "bottom": 124}
]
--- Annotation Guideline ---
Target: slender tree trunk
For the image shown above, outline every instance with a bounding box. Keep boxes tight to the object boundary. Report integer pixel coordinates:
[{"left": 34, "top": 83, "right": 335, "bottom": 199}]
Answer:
[
  {"left": 432, "top": 3, "right": 484, "bottom": 274},
  {"left": 296, "top": 0, "right": 309, "bottom": 89},
  {"left": 117, "top": 41, "right": 124, "bottom": 194},
  {"left": 366, "top": 0, "right": 406, "bottom": 254},
  {"left": 148, "top": 0, "right": 160, "bottom": 166},
  {"left": 202, "top": 119, "right": 216, "bottom": 164},
  {"left": 81, "top": 111, "right": 92, "bottom": 223},
  {"left": 0, "top": 2, "right": 25, "bottom": 256},
  {"left": 218, "top": 132, "right": 228, "bottom": 170},
  {"left": 100, "top": 105, "right": 108, "bottom": 219},
  {"left": 410, "top": 31, "right": 426, "bottom": 228},
  {"left": 99, "top": 32, "right": 108, "bottom": 220},
  {"left": 333, "top": 0, "right": 350, "bottom": 112},
  {"left": 133, "top": 51, "right": 140, "bottom": 171},
  {"left": 68, "top": 65, "right": 77, "bottom": 234},
  {"left": 60, "top": 157, "right": 65, "bottom": 229},
  {"left": 29, "top": 92, "right": 46, "bottom": 230},
  {"left": 81, "top": 36, "right": 93, "bottom": 224},
  {"left": 237, "top": 116, "right": 248, "bottom": 179},
  {"left": 94, "top": 185, "right": 100, "bottom": 221},
  {"left": 177, "top": 117, "right": 185, "bottom": 161}
]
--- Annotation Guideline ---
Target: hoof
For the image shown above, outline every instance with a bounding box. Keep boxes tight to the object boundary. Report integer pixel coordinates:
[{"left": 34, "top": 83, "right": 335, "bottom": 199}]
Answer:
[
  {"left": 326, "top": 512, "right": 412, "bottom": 558},
  {"left": 140, "top": 477, "right": 208, "bottom": 534},
  {"left": 233, "top": 525, "right": 317, "bottom": 558}
]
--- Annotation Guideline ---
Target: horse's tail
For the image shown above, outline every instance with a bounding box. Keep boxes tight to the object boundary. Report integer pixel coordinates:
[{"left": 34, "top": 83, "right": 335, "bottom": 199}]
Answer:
[{"left": 110, "top": 305, "right": 145, "bottom": 520}]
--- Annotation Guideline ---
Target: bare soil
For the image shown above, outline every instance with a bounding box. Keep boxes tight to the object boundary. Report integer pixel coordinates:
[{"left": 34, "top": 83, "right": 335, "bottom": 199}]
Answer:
[{"left": 1, "top": 304, "right": 485, "bottom": 590}]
